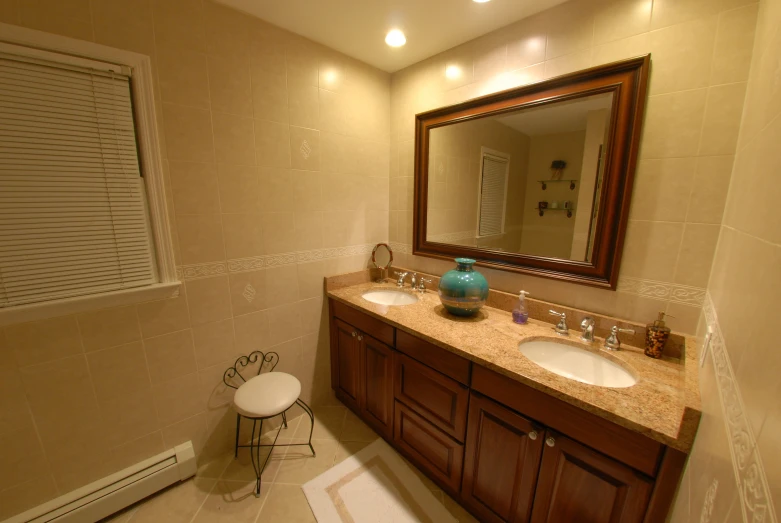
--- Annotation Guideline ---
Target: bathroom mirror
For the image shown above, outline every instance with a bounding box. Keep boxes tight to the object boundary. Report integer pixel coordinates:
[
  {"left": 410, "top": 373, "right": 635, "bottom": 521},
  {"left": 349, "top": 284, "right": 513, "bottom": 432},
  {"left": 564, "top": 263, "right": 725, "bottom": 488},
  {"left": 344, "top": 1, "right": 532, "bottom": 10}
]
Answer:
[{"left": 413, "top": 56, "right": 650, "bottom": 289}]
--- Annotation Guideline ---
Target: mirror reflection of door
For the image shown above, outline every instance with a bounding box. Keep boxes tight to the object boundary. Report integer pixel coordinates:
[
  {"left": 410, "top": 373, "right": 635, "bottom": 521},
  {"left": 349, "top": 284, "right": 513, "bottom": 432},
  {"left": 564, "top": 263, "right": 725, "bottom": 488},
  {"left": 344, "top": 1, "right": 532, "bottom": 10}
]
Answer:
[
  {"left": 476, "top": 149, "right": 511, "bottom": 251},
  {"left": 426, "top": 92, "right": 613, "bottom": 262}
]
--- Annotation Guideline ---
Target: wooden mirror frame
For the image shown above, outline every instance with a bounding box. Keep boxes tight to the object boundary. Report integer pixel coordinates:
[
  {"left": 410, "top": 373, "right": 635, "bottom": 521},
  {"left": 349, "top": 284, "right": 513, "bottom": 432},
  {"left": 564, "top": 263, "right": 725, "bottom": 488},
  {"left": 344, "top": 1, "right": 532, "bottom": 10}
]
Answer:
[{"left": 413, "top": 55, "right": 650, "bottom": 289}]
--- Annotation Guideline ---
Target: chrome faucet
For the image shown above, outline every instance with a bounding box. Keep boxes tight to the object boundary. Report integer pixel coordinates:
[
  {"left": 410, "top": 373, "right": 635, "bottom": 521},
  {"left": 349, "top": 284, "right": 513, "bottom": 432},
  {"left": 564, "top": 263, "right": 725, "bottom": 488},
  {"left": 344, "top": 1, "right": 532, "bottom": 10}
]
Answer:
[
  {"left": 410, "top": 272, "right": 418, "bottom": 289},
  {"left": 580, "top": 317, "right": 596, "bottom": 343},
  {"left": 394, "top": 271, "right": 408, "bottom": 287},
  {"left": 604, "top": 325, "right": 636, "bottom": 351},
  {"left": 549, "top": 310, "right": 569, "bottom": 336},
  {"left": 416, "top": 277, "right": 432, "bottom": 294}
]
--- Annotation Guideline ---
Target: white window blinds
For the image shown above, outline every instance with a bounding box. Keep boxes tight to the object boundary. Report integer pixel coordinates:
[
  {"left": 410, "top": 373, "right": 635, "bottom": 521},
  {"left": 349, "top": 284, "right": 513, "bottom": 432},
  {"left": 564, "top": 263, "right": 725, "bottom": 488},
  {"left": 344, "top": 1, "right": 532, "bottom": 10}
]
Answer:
[
  {"left": 478, "top": 153, "right": 509, "bottom": 237},
  {"left": 0, "top": 53, "right": 157, "bottom": 308}
]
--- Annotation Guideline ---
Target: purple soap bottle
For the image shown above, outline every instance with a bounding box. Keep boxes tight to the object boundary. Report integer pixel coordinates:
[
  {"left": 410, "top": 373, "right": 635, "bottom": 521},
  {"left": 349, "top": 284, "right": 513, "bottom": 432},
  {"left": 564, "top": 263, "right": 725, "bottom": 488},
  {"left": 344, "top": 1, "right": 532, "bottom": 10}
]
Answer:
[{"left": 512, "top": 291, "right": 530, "bottom": 324}]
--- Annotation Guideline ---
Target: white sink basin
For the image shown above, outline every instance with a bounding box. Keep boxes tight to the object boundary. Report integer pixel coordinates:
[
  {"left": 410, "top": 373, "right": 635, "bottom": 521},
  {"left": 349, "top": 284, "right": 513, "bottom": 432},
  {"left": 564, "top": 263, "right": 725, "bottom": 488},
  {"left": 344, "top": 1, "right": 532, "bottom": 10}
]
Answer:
[
  {"left": 362, "top": 290, "right": 418, "bottom": 306},
  {"left": 519, "top": 340, "right": 636, "bottom": 388}
]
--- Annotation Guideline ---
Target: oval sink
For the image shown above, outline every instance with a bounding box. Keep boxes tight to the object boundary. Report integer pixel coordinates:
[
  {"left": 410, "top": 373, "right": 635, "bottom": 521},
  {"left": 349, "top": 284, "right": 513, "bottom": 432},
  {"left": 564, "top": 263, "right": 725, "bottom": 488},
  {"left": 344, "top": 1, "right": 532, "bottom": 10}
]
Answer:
[
  {"left": 519, "top": 340, "right": 636, "bottom": 388},
  {"left": 362, "top": 290, "right": 418, "bottom": 306}
]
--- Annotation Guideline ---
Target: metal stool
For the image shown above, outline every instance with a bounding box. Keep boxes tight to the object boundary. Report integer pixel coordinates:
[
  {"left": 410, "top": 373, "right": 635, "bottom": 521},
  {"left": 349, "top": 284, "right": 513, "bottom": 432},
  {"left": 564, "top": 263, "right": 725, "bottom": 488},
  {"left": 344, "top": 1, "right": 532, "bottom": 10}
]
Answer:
[{"left": 223, "top": 351, "right": 315, "bottom": 496}]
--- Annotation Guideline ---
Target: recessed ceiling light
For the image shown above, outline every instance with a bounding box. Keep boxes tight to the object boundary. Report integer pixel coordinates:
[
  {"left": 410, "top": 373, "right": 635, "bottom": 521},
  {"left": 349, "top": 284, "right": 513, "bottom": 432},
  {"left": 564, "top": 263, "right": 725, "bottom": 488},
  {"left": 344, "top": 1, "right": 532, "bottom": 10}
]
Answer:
[
  {"left": 385, "top": 29, "right": 406, "bottom": 47},
  {"left": 445, "top": 65, "right": 462, "bottom": 79}
]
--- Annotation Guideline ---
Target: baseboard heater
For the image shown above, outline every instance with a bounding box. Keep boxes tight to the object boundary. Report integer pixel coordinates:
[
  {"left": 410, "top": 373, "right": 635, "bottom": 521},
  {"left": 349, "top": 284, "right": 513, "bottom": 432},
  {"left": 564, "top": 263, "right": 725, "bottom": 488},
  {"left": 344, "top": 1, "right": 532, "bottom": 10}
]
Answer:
[{"left": 3, "top": 441, "right": 196, "bottom": 523}]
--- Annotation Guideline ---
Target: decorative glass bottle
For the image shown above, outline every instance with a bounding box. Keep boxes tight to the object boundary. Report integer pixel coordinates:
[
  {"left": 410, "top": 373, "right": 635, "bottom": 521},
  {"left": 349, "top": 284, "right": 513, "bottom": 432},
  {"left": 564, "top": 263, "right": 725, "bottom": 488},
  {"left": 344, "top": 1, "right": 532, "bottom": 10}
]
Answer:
[{"left": 438, "top": 258, "right": 489, "bottom": 317}]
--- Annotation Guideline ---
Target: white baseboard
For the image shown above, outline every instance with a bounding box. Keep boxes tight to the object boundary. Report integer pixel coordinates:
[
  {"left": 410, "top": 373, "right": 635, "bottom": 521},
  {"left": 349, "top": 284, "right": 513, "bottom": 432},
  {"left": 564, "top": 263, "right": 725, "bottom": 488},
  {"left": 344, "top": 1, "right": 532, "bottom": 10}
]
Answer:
[{"left": 3, "top": 442, "right": 196, "bottom": 523}]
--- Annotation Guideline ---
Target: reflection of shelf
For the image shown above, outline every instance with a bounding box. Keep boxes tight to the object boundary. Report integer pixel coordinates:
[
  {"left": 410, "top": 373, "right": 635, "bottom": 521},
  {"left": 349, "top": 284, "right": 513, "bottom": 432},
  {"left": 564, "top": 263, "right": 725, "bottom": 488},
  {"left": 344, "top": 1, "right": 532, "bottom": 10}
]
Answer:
[
  {"left": 536, "top": 207, "right": 574, "bottom": 218},
  {"left": 538, "top": 180, "right": 577, "bottom": 190}
]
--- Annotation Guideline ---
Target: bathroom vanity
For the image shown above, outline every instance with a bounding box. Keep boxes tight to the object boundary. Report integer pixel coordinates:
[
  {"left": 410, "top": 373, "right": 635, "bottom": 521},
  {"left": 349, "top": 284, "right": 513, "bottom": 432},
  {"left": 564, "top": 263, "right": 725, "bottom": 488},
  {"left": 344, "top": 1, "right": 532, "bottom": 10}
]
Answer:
[{"left": 327, "top": 274, "right": 700, "bottom": 523}]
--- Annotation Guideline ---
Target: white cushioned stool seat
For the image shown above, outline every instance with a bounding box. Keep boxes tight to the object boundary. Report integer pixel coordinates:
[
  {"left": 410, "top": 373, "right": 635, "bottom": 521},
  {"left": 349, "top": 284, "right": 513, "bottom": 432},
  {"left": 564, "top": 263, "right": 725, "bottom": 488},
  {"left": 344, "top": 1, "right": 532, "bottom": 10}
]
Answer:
[{"left": 233, "top": 372, "right": 301, "bottom": 418}]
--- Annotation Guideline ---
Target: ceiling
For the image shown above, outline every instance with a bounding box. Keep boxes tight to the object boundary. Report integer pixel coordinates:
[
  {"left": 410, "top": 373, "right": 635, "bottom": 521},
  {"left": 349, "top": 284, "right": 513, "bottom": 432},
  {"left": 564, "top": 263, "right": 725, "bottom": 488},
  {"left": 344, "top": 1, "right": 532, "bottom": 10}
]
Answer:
[
  {"left": 496, "top": 94, "right": 614, "bottom": 137},
  {"left": 217, "top": 0, "right": 566, "bottom": 72}
]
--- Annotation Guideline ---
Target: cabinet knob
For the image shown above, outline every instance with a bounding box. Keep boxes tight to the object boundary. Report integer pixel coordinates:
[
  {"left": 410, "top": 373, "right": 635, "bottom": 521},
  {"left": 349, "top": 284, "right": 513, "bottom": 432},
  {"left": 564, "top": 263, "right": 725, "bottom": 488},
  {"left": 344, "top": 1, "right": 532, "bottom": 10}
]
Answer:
[
  {"left": 357, "top": 335, "right": 363, "bottom": 341},
  {"left": 351, "top": 331, "right": 357, "bottom": 337},
  {"left": 529, "top": 430, "right": 538, "bottom": 440},
  {"left": 546, "top": 437, "right": 556, "bottom": 447}
]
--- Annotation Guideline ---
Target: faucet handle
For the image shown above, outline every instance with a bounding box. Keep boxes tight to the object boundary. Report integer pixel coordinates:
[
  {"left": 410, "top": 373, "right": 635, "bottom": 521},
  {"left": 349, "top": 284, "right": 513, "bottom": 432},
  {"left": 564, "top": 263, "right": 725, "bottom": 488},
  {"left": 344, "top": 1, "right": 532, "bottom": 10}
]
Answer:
[
  {"left": 604, "top": 325, "right": 636, "bottom": 351},
  {"left": 417, "top": 277, "right": 432, "bottom": 293},
  {"left": 549, "top": 310, "right": 569, "bottom": 336}
]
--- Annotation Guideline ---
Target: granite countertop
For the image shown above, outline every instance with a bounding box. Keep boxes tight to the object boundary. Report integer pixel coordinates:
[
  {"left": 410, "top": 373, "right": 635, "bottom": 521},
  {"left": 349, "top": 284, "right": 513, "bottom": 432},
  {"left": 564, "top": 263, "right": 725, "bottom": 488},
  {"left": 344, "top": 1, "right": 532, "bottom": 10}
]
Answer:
[{"left": 327, "top": 280, "right": 702, "bottom": 452}]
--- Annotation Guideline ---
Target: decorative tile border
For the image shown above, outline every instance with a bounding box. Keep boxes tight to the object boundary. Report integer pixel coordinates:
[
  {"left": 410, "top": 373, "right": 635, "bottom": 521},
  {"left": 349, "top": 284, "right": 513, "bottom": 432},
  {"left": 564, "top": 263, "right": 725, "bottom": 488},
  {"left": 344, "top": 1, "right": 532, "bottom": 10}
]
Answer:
[
  {"left": 178, "top": 261, "right": 227, "bottom": 280},
  {"left": 176, "top": 243, "right": 377, "bottom": 280},
  {"left": 703, "top": 293, "right": 776, "bottom": 523},
  {"left": 389, "top": 241, "right": 412, "bottom": 254},
  {"left": 617, "top": 277, "right": 706, "bottom": 306}
]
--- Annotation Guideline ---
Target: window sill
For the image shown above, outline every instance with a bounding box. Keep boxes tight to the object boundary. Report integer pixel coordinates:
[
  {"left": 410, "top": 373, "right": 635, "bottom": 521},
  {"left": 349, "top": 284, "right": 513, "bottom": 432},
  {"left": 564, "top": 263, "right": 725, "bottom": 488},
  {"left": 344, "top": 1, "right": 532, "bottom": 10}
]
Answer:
[{"left": 0, "top": 281, "right": 181, "bottom": 327}]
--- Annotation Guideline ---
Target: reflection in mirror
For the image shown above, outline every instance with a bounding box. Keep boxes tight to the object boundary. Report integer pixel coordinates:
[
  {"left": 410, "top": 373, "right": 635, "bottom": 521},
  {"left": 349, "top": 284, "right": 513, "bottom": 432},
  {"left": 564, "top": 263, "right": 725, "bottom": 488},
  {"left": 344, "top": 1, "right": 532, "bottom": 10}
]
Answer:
[
  {"left": 426, "top": 92, "right": 613, "bottom": 262},
  {"left": 370, "top": 243, "right": 393, "bottom": 282}
]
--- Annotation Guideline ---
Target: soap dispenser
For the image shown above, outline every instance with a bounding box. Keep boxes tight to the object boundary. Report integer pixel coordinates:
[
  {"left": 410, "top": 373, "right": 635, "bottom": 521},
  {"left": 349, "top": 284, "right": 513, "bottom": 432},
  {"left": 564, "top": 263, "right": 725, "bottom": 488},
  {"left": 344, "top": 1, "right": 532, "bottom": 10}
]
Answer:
[
  {"left": 513, "top": 291, "right": 530, "bottom": 324},
  {"left": 645, "top": 312, "right": 672, "bottom": 359}
]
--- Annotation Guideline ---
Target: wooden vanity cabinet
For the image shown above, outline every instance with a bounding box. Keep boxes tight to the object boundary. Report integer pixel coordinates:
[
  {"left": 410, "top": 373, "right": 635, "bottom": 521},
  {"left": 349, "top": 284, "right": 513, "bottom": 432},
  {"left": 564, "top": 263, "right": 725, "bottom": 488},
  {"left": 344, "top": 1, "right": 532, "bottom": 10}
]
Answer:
[{"left": 328, "top": 299, "right": 685, "bottom": 523}]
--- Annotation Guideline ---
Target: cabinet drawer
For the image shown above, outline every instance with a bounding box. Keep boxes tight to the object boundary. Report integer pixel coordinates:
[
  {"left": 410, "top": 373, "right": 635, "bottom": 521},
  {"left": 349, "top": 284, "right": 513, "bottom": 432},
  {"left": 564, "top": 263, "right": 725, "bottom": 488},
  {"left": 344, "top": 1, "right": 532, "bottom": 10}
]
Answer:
[
  {"left": 394, "top": 352, "right": 469, "bottom": 441},
  {"left": 472, "top": 365, "right": 663, "bottom": 477},
  {"left": 393, "top": 401, "right": 464, "bottom": 495},
  {"left": 396, "top": 330, "right": 471, "bottom": 385},
  {"left": 331, "top": 299, "right": 394, "bottom": 347}
]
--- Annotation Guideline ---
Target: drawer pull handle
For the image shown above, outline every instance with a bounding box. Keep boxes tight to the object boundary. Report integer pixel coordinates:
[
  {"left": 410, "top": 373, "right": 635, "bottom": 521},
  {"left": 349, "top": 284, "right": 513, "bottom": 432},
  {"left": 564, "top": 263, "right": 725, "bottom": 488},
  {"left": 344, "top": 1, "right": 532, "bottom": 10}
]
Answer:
[
  {"left": 351, "top": 331, "right": 357, "bottom": 337},
  {"left": 529, "top": 430, "right": 538, "bottom": 440},
  {"left": 357, "top": 335, "right": 363, "bottom": 341},
  {"left": 546, "top": 437, "right": 556, "bottom": 447}
]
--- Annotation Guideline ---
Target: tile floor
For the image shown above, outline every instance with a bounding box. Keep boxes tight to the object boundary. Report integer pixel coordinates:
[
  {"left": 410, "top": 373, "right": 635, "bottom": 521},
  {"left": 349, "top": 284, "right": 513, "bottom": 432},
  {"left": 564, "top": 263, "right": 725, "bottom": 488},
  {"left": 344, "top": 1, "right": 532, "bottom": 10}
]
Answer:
[{"left": 102, "top": 405, "right": 477, "bottom": 523}]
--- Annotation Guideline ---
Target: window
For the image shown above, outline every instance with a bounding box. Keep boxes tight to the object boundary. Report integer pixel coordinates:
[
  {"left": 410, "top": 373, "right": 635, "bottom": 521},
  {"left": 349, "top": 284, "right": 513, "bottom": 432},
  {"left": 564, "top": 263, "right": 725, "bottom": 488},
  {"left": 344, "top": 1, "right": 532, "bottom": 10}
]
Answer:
[
  {"left": 0, "top": 30, "right": 177, "bottom": 325},
  {"left": 477, "top": 148, "right": 509, "bottom": 237}
]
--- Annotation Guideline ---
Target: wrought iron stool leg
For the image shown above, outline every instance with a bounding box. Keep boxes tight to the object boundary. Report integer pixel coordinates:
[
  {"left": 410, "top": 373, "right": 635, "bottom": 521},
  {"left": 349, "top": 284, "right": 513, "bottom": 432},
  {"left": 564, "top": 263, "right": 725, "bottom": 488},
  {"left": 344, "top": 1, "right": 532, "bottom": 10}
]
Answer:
[
  {"left": 249, "top": 419, "right": 262, "bottom": 498},
  {"left": 282, "top": 410, "right": 287, "bottom": 429},
  {"left": 296, "top": 399, "right": 316, "bottom": 457},
  {"left": 234, "top": 414, "right": 241, "bottom": 458}
]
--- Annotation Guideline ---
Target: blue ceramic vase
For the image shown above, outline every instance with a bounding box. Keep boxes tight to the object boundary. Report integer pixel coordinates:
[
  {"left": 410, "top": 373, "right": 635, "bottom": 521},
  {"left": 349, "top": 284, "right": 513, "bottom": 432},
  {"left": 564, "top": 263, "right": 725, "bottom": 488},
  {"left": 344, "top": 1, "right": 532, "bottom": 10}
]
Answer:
[{"left": 438, "top": 258, "right": 489, "bottom": 317}]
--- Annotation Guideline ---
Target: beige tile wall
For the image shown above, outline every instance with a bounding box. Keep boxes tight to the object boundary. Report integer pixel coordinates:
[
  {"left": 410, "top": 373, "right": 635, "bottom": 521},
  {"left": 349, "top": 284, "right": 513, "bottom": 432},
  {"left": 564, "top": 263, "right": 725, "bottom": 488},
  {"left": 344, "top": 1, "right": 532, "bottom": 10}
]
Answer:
[
  {"left": 389, "top": 0, "right": 760, "bottom": 335},
  {"left": 673, "top": 0, "right": 781, "bottom": 520},
  {"left": 0, "top": 0, "right": 389, "bottom": 518}
]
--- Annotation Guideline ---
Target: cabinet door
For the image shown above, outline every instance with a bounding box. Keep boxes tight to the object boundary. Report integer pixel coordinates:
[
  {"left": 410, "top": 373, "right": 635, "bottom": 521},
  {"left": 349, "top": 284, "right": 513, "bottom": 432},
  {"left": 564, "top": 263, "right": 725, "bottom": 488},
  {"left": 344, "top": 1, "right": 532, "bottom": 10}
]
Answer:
[
  {"left": 332, "top": 318, "right": 362, "bottom": 412},
  {"left": 461, "top": 392, "right": 544, "bottom": 523},
  {"left": 360, "top": 333, "right": 394, "bottom": 439},
  {"left": 531, "top": 432, "right": 653, "bottom": 523}
]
